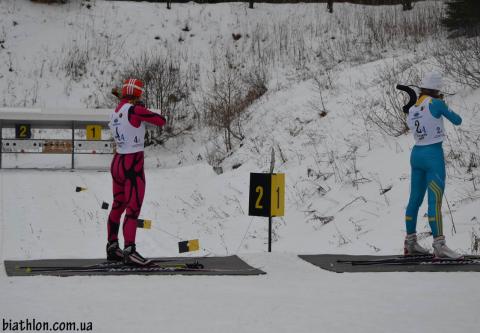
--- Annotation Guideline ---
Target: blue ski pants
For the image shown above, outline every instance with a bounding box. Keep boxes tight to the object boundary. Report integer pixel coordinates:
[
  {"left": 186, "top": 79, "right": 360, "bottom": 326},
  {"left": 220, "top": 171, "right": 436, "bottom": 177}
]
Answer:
[{"left": 405, "top": 143, "right": 445, "bottom": 237}]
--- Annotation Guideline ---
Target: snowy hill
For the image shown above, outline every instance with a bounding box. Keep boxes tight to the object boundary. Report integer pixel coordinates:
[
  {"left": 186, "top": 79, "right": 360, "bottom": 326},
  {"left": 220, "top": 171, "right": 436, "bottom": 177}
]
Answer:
[{"left": 1, "top": 1, "right": 480, "bottom": 332}]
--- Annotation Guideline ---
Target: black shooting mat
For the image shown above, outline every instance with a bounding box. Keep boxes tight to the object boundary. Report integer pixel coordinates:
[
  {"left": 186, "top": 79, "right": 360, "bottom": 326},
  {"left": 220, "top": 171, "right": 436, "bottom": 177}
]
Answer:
[
  {"left": 4, "top": 255, "right": 265, "bottom": 277},
  {"left": 299, "top": 254, "right": 480, "bottom": 273}
]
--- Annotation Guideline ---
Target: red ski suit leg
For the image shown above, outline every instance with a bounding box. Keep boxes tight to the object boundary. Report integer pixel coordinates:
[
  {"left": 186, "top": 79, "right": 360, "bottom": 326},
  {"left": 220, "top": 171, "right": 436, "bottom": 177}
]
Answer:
[{"left": 107, "top": 151, "right": 145, "bottom": 246}]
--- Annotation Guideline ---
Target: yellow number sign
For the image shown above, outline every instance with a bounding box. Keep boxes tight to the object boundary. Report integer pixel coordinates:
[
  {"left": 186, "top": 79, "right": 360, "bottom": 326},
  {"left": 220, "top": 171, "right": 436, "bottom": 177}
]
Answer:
[
  {"left": 15, "top": 124, "right": 31, "bottom": 139},
  {"left": 271, "top": 173, "right": 285, "bottom": 217},
  {"left": 86, "top": 125, "right": 102, "bottom": 140},
  {"left": 249, "top": 173, "right": 285, "bottom": 217}
]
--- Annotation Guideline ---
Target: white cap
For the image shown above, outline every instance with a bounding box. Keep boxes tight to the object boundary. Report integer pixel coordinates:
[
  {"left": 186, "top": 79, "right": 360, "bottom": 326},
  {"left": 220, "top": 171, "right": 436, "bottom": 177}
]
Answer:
[{"left": 420, "top": 71, "right": 443, "bottom": 91}]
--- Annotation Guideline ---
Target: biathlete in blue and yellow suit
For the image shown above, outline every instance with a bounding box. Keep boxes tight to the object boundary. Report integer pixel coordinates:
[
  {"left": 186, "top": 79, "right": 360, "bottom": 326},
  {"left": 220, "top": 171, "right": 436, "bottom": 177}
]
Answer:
[{"left": 404, "top": 72, "right": 463, "bottom": 259}]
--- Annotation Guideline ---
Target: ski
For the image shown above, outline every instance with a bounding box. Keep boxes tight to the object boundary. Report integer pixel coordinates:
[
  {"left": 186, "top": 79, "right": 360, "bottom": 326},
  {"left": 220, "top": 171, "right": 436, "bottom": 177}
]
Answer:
[
  {"left": 338, "top": 255, "right": 480, "bottom": 266},
  {"left": 386, "top": 258, "right": 480, "bottom": 266},
  {"left": 16, "top": 256, "right": 209, "bottom": 272},
  {"left": 17, "top": 260, "right": 204, "bottom": 273},
  {"left": 337, "top": 254, "right": 433, "bottom": 265},
  {"left": 15, "top": 263, "right": 258, "bottom": 275}
]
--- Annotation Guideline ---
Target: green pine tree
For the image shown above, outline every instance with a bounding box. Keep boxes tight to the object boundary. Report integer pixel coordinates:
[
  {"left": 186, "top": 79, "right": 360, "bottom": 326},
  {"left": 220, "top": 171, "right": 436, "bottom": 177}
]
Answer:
[{"left": 442, "top": 0, "right": 480, "bottom": 36}]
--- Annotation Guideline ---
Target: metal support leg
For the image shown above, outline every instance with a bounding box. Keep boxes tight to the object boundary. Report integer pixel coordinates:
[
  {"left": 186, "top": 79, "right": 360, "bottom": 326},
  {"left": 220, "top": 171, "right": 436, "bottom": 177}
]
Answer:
[
  {"left": 0, "top": 121, "right": 3, "bottom": 169},
  {"left": 268, "top": 216, "right": 272, "bottom": 252},
  {"left": 71, "top": 121, "right": 75, "bottom": 169}
]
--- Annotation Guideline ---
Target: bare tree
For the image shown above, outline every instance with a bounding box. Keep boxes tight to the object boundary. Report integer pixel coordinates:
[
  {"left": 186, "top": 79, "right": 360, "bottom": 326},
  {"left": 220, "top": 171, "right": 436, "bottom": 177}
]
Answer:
[
  {"left": 434, "top": 37, "right": 480, "bottom": 89},
  {"left": 120, "top": 51, "right": 198, "bottom": 145},
  {"left": 205, "top": 59, "right": 267, "bottom": 152},
  {"left": 402, "top": 0, "right": 413, "bottom": 11},
  {"left": 362, "top": 59, "right": 420, "bottom": 137},
  {"left": 327, "top": 0, "right": 334, "bottom": 13},
  {"left": 205, "top": 65, "right": 245, "bottom": 152}
]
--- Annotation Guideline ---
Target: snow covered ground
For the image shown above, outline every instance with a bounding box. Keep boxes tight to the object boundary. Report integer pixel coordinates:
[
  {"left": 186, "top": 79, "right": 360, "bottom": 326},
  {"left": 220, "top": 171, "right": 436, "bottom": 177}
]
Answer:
[
  {"left": 1, "top": 1, "right": 480, "bottom": 332},
  {"left": 2, "top": 252, "right": 480, "bottom": 333}
]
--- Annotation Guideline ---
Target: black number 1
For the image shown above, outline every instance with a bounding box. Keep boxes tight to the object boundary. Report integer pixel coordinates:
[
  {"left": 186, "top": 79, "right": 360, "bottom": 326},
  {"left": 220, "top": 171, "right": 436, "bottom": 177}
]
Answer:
[{"left": 276, "top": 187, "right": 280, "bottom": 208}]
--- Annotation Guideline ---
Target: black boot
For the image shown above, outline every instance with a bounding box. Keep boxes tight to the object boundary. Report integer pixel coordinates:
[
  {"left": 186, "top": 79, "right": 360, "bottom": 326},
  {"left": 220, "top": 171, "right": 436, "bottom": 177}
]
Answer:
[
  {"left": 106, "top": 240, "right": 124, "bottom": 261},
  {"left": 123, "top": 244, "right": 152, "bottom": 266}
]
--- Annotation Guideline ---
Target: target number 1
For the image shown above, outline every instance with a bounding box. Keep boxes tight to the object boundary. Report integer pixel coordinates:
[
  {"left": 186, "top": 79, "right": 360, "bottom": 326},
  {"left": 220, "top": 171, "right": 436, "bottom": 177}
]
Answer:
[{"left": 86, "top": 125, "right": 102, "bottom": 140}]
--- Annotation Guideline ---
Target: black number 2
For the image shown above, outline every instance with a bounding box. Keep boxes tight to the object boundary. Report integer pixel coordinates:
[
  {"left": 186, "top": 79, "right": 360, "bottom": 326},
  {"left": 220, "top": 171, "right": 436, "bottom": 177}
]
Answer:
[{"left": 414, "top": 120, "right": 422, "bottom": 133}]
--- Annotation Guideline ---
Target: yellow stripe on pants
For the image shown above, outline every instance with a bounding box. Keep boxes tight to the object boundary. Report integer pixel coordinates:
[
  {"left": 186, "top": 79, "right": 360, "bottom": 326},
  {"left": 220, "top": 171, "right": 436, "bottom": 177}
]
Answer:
[{"left": 429, "top": 181, "right": 443, "bottom": 236}]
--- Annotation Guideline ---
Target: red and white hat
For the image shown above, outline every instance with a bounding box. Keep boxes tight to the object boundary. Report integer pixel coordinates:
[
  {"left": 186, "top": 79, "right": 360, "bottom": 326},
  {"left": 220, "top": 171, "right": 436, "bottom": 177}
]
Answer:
[{"left": 122, "top": 78, "right": 144, "bottom": 98}]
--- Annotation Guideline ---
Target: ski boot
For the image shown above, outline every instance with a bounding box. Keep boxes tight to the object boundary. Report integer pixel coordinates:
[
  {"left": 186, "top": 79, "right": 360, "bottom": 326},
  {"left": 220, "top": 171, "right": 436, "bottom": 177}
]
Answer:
[
  {"left": 123, "top": 244, "right": 152, "bottom": 266},
  {"left": 404, "top": 233, "right": 431, "bottom": 256},
  {"left": 433, "top": 236, "right": 463, "bottom": 259},
  {"left": 106, "top": 240, "right": 124, "bottom": 261}
]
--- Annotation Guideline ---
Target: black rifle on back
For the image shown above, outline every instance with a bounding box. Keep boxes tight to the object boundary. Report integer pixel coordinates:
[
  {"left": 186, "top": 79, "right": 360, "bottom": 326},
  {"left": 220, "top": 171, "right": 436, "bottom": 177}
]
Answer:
[{"left": 396, "top": 84, "right": 418, "bottom": 114}]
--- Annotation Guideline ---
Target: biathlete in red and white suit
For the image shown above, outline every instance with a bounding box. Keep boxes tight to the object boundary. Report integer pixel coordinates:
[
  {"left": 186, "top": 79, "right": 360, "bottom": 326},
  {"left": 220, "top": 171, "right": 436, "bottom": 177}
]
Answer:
[{"left": 106, "top": 79, "right": 166, "bottom": 266}]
